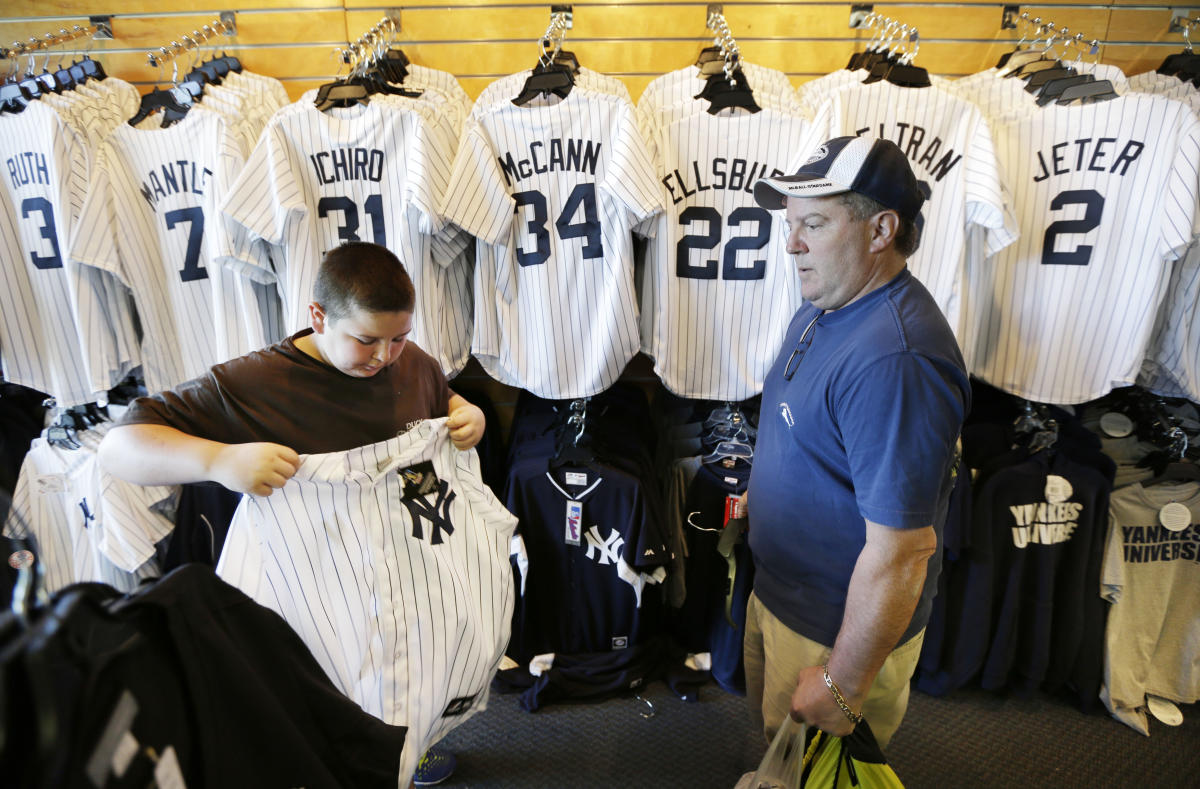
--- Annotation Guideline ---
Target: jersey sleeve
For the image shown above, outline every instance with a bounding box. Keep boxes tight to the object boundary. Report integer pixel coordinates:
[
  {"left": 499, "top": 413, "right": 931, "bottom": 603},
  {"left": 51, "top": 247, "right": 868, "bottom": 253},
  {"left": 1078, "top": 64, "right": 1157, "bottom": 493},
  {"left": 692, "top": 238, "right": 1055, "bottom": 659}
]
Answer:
[
  {"left": 219, "top": 122, "right": 306, "bottom": 259},
  {"left": 67, "top": 153, "right": 141, "bottom": 393},
  {"left": 964, "top": 114, "right": 1019, "bottom": 257},
  {"left": 839, "top": 352, "right": 968, "bottom": 528},
  {"left": 601, "top": 102, "right": 664, "bottom": 227},
  {"left": 440, "top": 120, "right": 514, "bottom": 246},
  {"left": 1159, "top": 110, "right": 1200, "bottom": 260}
]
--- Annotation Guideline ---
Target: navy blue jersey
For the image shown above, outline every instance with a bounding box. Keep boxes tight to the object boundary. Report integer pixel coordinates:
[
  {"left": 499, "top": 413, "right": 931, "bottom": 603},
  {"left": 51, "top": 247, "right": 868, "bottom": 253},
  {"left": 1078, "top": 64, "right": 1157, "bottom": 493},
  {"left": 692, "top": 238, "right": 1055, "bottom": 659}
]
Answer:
[{"left": 506, "top": 462, "right": 670, "bottom": 663}]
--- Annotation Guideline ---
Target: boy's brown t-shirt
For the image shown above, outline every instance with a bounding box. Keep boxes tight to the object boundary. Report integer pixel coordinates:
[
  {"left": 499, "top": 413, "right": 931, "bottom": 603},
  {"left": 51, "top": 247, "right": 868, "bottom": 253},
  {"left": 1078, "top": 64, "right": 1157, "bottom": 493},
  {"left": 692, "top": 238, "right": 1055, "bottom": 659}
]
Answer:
[{"left": 120, "top": 329, "right": 452, "bottom": 454}]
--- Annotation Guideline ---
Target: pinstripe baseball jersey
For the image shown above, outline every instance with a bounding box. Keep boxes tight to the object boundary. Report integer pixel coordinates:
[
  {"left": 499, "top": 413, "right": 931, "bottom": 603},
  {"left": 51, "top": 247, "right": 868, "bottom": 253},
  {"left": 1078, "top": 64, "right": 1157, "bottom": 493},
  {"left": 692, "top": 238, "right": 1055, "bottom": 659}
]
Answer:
[
  {"left": 441, "top": 87, "right": 663, "bottom": 398},
  {"left": 819, "top": 80, "right": 1018, "bottom": 338},
  {"left": 1128, "top": 70, "right": 1200, "bottom": 115},
  {"left": 967, "top": 95, "right": 1200, "bottom": 404},
  {"left": 948, "top": 63, "right": 1131, "bottom": 125},
  {"left": 0, "top": 101, "right": 131, "bottom": 407},
  {"left": 219, "top": 101, "right": 466, "bottom": 374},
  {"left": 473, "top": 67, "right": 633, "bottom": 124},
  {"left": 216, "top": 418, "right": 516, "bottom": 787},
  {"left": 3, "top": 427, "right": 169, "bottom": 593},
  {"left": 69, "top": 110, "right": 255, "bottom": 393},
  {"left": 642, "top": 108, "right": 825, "bottom": 399},
  {"left": 1139, "top": 241, "right": 1200, "bottom": 402}
]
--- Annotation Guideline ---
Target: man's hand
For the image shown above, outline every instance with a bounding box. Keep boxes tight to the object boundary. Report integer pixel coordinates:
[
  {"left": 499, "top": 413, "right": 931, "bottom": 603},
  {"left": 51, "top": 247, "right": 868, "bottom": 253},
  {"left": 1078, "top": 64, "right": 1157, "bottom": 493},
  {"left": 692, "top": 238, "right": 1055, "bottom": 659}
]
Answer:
[
  {"left": 790, "top": 664, "right": 859, "bottom": 737},
  {"left": 209, "top": 442, "right": 301, "bottom": 496},
  {"left": 446, "top": 399, "right": 485, "bottom": 450}
]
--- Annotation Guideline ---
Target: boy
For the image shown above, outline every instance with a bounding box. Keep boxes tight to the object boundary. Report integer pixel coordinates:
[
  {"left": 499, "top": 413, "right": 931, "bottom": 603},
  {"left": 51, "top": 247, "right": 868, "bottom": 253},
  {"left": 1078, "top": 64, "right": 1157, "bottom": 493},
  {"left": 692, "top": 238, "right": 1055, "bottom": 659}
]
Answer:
[{"left": 99, "top": 241, "right": 485, "bottom": 786}]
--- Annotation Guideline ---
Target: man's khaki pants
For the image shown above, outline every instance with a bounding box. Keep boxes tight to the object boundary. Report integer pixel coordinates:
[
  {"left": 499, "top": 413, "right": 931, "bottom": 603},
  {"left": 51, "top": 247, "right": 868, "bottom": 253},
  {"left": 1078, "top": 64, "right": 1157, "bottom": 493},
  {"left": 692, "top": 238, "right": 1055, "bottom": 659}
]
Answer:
[{"left": 743, "top": 592, "right": 925, "bottom": 749}]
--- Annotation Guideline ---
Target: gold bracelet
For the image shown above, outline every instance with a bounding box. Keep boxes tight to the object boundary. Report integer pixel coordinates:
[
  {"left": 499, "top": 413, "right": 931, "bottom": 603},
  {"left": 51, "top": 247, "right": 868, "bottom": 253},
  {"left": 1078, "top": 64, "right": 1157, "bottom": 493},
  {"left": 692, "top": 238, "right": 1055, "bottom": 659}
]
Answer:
[{"left": 822, "top": 664, "right": 864, "bottom": 725}]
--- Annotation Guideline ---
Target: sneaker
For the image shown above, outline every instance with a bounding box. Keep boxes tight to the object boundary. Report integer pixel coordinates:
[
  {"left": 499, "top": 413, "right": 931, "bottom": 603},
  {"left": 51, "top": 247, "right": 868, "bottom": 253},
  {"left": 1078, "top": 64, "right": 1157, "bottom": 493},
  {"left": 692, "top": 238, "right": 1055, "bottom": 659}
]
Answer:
[{"left": 413, "top": 747, "right": 457, "bottom": 786}]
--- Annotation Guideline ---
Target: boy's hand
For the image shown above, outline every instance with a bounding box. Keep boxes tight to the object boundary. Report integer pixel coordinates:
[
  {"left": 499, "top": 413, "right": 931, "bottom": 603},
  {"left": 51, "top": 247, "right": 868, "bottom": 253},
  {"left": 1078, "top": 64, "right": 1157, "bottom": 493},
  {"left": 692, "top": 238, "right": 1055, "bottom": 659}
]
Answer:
[
  {"left": 447, "top": 402, "right": 485, "bottom": 450},
  {"left": 210, "top": 442, "right": 301, "bottom": 496}
]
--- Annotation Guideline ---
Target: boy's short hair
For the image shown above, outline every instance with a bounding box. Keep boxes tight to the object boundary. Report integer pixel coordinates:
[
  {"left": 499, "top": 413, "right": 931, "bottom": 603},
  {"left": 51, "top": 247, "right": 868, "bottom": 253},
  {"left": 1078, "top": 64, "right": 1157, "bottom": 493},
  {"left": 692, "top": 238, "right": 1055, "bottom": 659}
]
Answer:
[{"left": 314, "top": 242, "right": 415, "bottom": 320}]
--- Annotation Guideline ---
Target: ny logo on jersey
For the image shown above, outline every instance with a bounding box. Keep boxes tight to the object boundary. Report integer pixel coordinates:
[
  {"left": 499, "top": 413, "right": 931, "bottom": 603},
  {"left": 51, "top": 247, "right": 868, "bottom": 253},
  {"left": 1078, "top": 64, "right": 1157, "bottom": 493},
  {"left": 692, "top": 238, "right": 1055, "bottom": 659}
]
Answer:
[
  {"left": 584, "top": 526, "right": 624, "bottom": 566},
  {"left": 401, "top": 481, "right": 456, "bottom": 545},
  {"left": 78, "top": 498, "right": 96, "bottom": 529}
]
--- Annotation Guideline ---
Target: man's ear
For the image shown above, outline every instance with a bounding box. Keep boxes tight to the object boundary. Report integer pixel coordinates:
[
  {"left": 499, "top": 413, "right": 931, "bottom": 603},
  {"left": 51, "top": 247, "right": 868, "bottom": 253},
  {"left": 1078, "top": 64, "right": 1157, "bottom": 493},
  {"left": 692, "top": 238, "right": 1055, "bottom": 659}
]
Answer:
[
  {"left": 308, "top": 302, "right": 328, "bottom": 334},
  {"left": 868, "top": 210, "right": 901, "bottom": 253}
]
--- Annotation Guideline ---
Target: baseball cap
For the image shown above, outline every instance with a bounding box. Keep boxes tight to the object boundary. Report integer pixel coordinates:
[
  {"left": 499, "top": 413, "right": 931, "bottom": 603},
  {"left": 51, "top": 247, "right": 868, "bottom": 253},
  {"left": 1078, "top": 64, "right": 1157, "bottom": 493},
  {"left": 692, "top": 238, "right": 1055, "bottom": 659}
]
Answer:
[{"left": 753, "top": 135, "right": 932, "bottom": 224}]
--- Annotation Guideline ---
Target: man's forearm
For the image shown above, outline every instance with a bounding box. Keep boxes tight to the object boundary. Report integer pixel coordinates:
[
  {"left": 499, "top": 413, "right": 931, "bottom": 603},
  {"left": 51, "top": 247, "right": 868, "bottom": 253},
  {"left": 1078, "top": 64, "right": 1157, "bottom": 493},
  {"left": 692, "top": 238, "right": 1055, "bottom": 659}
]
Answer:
[
  {"left": 98, "top": 423, "right": 225, "bottom": 486},
  {"left": 826, "top": 522, "right": 937, "bottom": 704}
]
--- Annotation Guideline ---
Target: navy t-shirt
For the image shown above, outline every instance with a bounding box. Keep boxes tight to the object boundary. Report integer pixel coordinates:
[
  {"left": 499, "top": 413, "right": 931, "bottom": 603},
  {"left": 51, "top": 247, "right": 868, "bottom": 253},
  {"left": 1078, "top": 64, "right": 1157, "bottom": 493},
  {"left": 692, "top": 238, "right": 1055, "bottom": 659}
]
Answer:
[{"left": 748, "top": 268, "right": 970, "bottom": 647}]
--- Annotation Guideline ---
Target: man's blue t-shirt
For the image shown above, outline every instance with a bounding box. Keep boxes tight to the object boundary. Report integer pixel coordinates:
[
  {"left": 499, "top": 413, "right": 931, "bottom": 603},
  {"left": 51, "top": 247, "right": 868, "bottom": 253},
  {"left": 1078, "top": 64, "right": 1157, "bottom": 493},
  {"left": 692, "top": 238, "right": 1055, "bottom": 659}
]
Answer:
[{"left": 748, "top": 268, "right": 970, "bottom": 648}]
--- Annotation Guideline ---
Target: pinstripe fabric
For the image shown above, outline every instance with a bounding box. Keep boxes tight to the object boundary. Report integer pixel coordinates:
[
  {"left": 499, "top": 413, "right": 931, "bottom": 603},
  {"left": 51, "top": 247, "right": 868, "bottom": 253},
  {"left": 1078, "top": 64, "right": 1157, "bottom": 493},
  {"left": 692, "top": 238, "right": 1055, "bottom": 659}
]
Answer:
[
  {"left": 968, "top": 95, "right": 1200, "bottom": 404},
  {"left": 216, "top": 419, "right": 516, "bottom": 788},
  {"left": 2, "top": 426, "right": 168, "bottom": 593},
  {"left": 1139, "top": 241, "right": 1200, "bottom": 401},
  {"left": 818, "top": 80, "right": 1018, "bottom": 340},
  {"left": 69, "top": 110, "right": 253, "bottom": 392},
  {"left": 641, "top": 108, "right": 824, "bottom": 399},
  {"left": 0, "top": 101, "right": 124, "bottom": 407},
  {"left": 948, "top": 64, "right": 1131, "bottom": 126},
  {"left": 219, "top": 100, "right": 467, "bottom": 374},
  {"left": 441, "top": 86, "right": 663, "bottom": 398}
]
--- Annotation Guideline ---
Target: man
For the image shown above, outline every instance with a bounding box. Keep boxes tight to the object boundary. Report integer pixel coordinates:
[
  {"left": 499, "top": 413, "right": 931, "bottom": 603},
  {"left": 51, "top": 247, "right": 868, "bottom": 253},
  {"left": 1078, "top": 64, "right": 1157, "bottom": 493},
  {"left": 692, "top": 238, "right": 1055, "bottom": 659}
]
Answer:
[{"left": 744, "top": 136, "right": 970, "bottom": 749}]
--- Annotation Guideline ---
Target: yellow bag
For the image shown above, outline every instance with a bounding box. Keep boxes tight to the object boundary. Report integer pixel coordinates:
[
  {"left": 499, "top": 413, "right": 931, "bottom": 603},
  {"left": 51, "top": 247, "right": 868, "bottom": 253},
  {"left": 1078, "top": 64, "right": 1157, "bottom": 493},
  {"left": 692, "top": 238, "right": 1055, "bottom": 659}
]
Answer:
[{"left": 800, "top": 721, "right": 904, "bottom": 788}]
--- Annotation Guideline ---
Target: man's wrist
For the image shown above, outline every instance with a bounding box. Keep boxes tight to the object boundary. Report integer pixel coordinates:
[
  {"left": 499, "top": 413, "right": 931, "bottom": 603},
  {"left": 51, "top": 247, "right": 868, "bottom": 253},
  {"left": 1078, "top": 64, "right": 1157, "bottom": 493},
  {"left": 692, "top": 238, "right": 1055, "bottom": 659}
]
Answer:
[{"left": 822, "top": 664, "right": 864, "bottom": 725}]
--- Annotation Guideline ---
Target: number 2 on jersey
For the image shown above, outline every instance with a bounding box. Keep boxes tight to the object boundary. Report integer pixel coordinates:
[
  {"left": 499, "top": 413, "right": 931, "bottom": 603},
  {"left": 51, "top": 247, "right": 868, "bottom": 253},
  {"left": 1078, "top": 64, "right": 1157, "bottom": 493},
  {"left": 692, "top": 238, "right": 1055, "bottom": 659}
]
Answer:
[
  {"left": 1042, "top": 189, "right": 1104, "bottom": 266},
  {"left": 512, "top": 183, "right": 602, "bottom": 267},
  {"left": 676, "top": 206, "right": 770, "bottom": 280}
]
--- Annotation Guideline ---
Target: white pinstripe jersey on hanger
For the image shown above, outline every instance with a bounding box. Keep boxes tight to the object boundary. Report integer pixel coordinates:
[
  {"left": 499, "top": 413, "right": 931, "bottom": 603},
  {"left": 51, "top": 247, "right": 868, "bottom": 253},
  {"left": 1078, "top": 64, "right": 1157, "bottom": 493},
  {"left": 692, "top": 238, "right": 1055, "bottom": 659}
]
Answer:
[
  {"left": 216, "top": 419, "right": 516, "bottom": 789},
  {"left": 817, "top": 79, "right": 1018, "bottom": 339},
  {"left": 3, "top": 426, "right": 170, "bottom": 593},
  {"left": 69, "top": 110, "right": 260, "bottom": 393},
  {"left": 967, "top": 94, "right": 1200, "bottom": 404},
  {"left": 441, "top": 87, "right": 663, "bottom": 398},
  {"left": 1139, "top": 240, "right": 1200, "bottom": 402},
  {"left": 0, "top": 101, "right": 133, "bottom": 407},
  {"left": 218, "top": 100, "right": 467, "bottom": 374},
  {"left": 641, "top": 108, "right": 825, "bottom": 399}
]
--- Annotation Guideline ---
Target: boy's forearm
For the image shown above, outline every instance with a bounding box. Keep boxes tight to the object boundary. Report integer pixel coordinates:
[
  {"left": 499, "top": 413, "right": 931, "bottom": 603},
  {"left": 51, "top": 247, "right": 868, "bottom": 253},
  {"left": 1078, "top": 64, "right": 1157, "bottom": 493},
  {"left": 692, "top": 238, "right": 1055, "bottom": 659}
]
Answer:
[{"left": 98, "top": 423, "right": 225, "bottom": 486}]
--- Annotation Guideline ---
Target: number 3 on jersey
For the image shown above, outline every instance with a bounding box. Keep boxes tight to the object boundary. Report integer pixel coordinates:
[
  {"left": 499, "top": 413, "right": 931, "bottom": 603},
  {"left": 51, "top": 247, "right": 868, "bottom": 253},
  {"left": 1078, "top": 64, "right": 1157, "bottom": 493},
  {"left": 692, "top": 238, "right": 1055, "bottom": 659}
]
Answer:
[
  {"left": 677, "top": 206, "right": 770, "bottom": 280},
  {"left": 1042, "top": 189, "right": 1104, "bottom": 266},
  {"left": 512, "top": 182, "right": 602, "bottom": 267}
]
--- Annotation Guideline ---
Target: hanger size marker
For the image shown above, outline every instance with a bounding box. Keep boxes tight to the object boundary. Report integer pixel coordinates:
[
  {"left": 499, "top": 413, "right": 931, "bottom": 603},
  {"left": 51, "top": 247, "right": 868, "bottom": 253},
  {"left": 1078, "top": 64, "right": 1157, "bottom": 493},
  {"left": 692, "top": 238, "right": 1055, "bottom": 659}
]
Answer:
[{"left": 219, "top": 11, "right": 237, "bottom": 36}]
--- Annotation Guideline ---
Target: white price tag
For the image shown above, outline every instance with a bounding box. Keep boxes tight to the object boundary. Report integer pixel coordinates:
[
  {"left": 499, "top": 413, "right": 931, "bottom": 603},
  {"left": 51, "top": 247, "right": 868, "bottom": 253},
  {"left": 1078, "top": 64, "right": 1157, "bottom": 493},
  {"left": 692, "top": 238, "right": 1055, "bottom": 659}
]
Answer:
[
  {"left": 1159, "top": 502, "right": 1191, "bottom": 532},
  {"left": 564, "top": 472, "right": 588, "bottom": 486}
]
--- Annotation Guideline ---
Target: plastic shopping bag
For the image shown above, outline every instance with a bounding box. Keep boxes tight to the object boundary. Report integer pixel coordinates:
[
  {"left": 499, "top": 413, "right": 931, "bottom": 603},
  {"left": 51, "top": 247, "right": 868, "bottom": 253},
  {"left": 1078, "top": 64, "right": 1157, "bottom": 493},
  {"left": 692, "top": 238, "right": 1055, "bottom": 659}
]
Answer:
[
  {"left": 799, "top": 720, "right": 904, "bottom": 788},
  {"left": 746, "top": 714, "right": 808, "bottom": 789}
]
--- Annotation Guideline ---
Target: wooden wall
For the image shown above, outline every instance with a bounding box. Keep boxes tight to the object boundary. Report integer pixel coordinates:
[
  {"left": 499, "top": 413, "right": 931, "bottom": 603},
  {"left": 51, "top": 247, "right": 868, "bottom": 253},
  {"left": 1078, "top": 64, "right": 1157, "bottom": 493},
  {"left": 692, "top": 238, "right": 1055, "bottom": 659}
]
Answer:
[{"left": 1, "top": 2, "right": 1195, "bottom": 103}]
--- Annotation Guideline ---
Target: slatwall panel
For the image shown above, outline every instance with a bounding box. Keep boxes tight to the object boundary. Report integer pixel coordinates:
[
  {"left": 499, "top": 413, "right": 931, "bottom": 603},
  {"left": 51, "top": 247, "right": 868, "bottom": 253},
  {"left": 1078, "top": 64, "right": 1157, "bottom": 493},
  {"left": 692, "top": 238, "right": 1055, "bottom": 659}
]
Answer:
[
  {"left": 2, "top": 1, "right": 1193, "bottom": 423},
  {"left": 1, "top": 2, "right": 1193, "bottom": 101}
]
